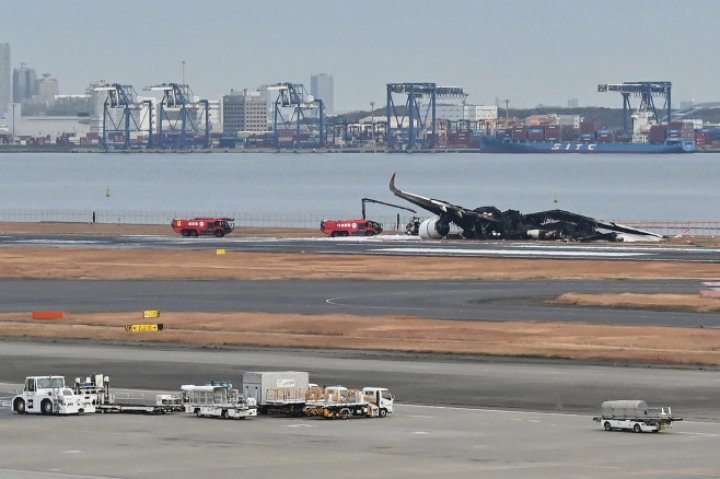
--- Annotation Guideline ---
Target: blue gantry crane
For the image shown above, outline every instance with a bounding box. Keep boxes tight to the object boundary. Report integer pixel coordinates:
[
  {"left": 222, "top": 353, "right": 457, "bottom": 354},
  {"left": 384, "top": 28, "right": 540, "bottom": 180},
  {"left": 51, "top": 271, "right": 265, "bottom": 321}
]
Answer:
[
  {"left": 267, "top": 83, "right": 325, "bottom": 148},
  {"left": 146, "top": 83, "right": 209, "bottom": 149},
  {"left": 386, "top": 83, "right": 465, "bottom": 150},
  {"left": 597, "top": 81, "right": 672, "bottom": 134},
  {"left": 94, "top": 83, "right": 153, "bottom": 149}
]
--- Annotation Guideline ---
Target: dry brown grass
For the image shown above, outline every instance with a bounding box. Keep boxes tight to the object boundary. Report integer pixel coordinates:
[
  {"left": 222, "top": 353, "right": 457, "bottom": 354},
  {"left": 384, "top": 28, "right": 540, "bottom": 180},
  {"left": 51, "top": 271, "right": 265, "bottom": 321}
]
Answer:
[
  {"left": 3, "top": 311, "right": 720, "bottom": 365},
  {"left": 4, "top": 222, "right": 720, "bottom": 365}
]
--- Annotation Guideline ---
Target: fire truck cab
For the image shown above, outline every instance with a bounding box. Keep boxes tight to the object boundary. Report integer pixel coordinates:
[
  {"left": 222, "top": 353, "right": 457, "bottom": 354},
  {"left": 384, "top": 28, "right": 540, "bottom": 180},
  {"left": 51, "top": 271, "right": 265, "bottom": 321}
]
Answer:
[
  {"left": 172, "top": 217, "right": 234, "bottom": 237},
  {"left": 321, "top": 219, "right": 383, "bottom": 237}
]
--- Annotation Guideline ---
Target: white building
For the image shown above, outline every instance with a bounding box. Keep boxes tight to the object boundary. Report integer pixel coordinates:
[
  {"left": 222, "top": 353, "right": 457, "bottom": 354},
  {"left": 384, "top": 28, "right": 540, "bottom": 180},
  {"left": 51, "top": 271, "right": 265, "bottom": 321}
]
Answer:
[
  {"left": 0, "top": 43, "right": 9, "bottom": 115},
  {"left": 310, "top": 73, "right": 334, "bottom": 115}
]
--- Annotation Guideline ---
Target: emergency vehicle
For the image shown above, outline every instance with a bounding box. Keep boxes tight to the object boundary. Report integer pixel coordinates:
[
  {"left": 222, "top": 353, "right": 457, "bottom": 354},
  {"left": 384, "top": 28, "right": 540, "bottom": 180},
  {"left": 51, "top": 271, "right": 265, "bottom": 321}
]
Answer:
[
  {"left": 171, "top": 217, "right": 234, "bottom": 237},
  {"left": 320, "top": 219, "right": 383, "bottom": 237}
]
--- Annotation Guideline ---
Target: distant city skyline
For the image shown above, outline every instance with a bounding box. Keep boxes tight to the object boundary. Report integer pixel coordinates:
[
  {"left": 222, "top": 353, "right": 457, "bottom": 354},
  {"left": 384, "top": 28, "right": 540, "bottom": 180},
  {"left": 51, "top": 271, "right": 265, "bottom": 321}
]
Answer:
[{"left": 2, "top": 0, "right": 719, "bottom": 112}]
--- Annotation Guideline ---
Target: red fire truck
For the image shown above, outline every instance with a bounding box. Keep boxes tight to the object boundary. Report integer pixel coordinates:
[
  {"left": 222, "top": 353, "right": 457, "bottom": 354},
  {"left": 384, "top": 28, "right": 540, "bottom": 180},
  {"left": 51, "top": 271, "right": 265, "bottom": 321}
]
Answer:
[
  {"left": 172, "top": 218, "right": 235, "bottom": 237},
  {"left": 320, "top": 219, "right": 383, "bottom": 237}
]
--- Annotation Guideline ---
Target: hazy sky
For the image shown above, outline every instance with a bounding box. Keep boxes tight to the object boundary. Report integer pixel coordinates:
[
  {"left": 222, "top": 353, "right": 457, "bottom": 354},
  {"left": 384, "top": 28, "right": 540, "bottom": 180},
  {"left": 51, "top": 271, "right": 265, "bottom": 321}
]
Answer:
[{"left": 3, "top": 0, "right": 718, "bottom": 111}]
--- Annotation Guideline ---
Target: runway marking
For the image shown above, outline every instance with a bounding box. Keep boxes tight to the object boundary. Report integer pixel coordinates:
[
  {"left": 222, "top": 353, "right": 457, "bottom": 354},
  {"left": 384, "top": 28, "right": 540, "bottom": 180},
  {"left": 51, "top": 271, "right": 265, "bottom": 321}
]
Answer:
[
  {"left": 0, "top": 469, "right": 124, "bottom": 479},
  {"left": 286, "top": 424, "right": 317, "bottom": 428},
  {"left": 373, "top": 247, "right": 650, "bottom": 258},
  {"left": 411, "top": 431, "right": 430, "bottom": 435},
  {"left": 676, "top": 431, "right": 720, "bottom": 437}
]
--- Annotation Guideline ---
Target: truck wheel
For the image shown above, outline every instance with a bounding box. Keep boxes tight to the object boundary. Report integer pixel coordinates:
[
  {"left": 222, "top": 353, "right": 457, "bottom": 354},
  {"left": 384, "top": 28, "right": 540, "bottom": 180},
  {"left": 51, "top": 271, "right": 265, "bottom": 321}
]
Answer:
[
  {"left": 221, "top": 409, "right": 229, "bottom": 419},
  {"left": 379, "top": 408, "right": 387, "bottom": 418},
  {"left": 194, "top": 408, "right": 201, "bottom": 417},
  {"left": 365, "top": 231, "right": 375, "bottom": 236},
  {"left": 633, "top": 424, "right": 642, "bottom": 433},
  {"left": 181, "top": 230, "right": 190, "bottom": 237},
  {"left": 339, "top": 408, "right": 350, "bottom": 420},
  {"left": 603, "top": 421, "right": 612, "bottom": 431},
  {"left": 13, "top": 398, "right": 25, "bottom": 414},
  {"left": 41, "top": 399, "right": 53, "bottom": 415},
  {"left": 191, "top": 230, "right": 199, "bottom": 237},
  {"left": 214, "top": 230, "right": 224, "bottom": 237},
  {"left": 330, "top": 232, "right": 338, "bottom": 237}
]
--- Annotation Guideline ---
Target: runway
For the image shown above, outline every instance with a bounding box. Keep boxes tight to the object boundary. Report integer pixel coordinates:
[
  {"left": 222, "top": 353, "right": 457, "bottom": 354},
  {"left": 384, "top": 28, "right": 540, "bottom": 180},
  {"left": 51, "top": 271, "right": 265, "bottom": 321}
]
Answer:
[
  {"left": 3, "top": 232, "right": 720, "bottom": 262},
  {"left": 1, "top": 278, "right": 717, "bottom": 327}
]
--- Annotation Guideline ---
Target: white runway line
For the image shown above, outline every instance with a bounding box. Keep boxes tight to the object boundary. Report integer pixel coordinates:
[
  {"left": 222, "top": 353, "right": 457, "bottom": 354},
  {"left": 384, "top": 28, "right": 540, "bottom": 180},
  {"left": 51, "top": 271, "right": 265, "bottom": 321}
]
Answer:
[{"left": 373, "top": 247, "right": 650, "bottom": 257}]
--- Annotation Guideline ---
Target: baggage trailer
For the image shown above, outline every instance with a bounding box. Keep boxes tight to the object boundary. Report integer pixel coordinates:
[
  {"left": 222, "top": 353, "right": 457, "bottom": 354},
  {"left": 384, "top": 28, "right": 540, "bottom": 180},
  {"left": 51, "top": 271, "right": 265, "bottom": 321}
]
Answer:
[
  {"left": 593, "top": 400, "right": 681, "bottom": 433},
  {"left": 75, "top": 373, "right": 183, "bottom": 414},
  {"left": 181, "top": 381, "right": 257, "bottom": 419},
  {"left": 243, "top": 371, "right": 310, "bottom": 415},
  {"left": 304, "top": 386, "right": 394, "bottom": 420}
]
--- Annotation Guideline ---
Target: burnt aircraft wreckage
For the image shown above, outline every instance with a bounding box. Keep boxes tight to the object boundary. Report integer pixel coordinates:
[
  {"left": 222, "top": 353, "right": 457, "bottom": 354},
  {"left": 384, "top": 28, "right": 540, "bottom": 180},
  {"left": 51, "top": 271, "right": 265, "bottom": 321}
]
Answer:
[{"left": 389, "top": 174, "right": 663, "bottom": 242}]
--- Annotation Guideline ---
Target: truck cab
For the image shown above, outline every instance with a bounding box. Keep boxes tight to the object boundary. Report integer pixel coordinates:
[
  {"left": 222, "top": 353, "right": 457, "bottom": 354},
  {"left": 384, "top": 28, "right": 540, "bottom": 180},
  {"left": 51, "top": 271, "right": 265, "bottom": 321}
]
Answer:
[
  {"left": 13, "top": 376, "right": 92, "bottom": 415},
  {"left": 362, "top": 387, "right": 394, "bottom": 417}
]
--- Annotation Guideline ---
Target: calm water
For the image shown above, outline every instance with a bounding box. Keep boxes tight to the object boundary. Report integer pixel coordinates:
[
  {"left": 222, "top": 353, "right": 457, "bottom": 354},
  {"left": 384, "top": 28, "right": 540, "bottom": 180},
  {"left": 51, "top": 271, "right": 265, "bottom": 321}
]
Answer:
[{"left": 0, "top": 151, "right": 718, "bottom": 222}]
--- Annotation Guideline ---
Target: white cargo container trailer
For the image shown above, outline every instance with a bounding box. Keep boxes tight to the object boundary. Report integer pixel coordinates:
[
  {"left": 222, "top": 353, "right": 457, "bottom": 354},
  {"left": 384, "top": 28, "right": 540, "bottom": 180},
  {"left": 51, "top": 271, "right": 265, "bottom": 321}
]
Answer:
[{"left": 242, "top": 371, "right": 310, "bottom": 415}]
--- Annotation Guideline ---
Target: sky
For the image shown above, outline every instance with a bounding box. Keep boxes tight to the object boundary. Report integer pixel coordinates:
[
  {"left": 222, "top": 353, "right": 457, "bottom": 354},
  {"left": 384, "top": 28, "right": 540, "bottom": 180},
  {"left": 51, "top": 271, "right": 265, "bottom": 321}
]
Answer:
[{"left": 2, "top": 0, "right": 719, "bottom": 112}]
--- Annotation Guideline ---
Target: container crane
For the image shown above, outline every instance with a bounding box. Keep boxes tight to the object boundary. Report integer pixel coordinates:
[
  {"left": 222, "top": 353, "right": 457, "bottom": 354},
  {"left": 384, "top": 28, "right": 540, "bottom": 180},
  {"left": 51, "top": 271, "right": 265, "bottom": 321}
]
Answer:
[
  {"left": 386, "top": 83, "right": 465, "bottom": 150},
  {"left": 597, "top": 81, "right": 672, "bottom": 135},
  {"left": 94, "top": 83, "right": 153, "bottom": 149},
  {"left": 267, "top": 83, "right": 325, "bottom": 148},
  {"left": 145, "top": 83, "right": 209, "bottom": 149}
]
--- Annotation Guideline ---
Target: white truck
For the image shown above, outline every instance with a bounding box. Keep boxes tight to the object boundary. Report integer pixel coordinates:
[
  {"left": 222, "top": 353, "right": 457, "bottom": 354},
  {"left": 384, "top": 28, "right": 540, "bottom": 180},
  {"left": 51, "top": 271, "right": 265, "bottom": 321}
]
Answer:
[
  {"left": 181, "top": 381, "right": 257, "bottom": 419},
  {"left": 243, "top": 371, "right": 310, "bottom": 416},
  {"left": 304, "top": 385, "right": 394, "bottom": 419},
  {"left": 593, "top": 400, "right": 681, "bottom": 433},
  {"left": 12, "top": 376, "right": 96, "bottom": 415}
]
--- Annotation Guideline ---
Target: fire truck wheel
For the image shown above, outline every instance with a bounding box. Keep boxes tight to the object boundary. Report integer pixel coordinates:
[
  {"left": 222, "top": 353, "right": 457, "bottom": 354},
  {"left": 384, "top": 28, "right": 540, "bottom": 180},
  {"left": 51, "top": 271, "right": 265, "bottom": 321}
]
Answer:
[
  {"left": 214, "top": 230, "right": 224, "bottom": 237},
  {"left": 41, "top": 399, "right": 53, "bottom": 415},
  {"left": 181, "top": 230, "right": 190, "bottom": 237},
  {"left": 379, "top": 408, "right": 387, "bottom": 418},
  {"left": 13, "top": 398, "right": 25, "bottom": 414},
  {"left": 365, "top": 231, "right": 375, "bottom": 236},
  {"left": 330, "top": 232, "right": 338, "bottom": 237},
  {"left": 191, "top": 230, "right": 199, "bottom": 237}
]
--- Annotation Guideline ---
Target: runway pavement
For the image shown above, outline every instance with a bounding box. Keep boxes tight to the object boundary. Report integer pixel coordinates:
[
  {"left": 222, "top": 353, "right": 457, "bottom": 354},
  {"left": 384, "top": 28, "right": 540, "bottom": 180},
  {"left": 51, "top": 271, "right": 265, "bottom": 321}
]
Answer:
[
  {"left": 3, "top": 232, "right": 720, "bottom": 261},
  {"left": 1, "top": 278, "right": 717, "bottom": 327}
]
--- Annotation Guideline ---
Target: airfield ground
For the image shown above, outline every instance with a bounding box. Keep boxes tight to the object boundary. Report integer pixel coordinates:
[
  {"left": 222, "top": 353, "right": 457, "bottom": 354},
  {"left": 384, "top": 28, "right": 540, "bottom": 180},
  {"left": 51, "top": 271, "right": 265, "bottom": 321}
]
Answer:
[{"left": 2, "top": 222, "right": 720, "bottom": 365}]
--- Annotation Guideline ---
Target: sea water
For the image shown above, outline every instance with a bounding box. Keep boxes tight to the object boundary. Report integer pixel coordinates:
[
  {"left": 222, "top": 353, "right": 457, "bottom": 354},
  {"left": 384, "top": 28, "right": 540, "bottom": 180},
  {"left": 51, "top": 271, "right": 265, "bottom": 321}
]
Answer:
[{"left": 0, "top": 151, "right": 717, "bottom": 223}]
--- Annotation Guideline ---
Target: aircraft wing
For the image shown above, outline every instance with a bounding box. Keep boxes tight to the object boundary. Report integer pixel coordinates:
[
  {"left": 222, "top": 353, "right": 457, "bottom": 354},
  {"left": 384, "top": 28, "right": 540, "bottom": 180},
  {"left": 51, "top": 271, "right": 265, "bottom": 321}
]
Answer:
[
  {"left": 389, "top": 173, "right": 480, "bottom": 222},
  {"left": 523, "top": 209, "right": 664, "bottom": 239}
]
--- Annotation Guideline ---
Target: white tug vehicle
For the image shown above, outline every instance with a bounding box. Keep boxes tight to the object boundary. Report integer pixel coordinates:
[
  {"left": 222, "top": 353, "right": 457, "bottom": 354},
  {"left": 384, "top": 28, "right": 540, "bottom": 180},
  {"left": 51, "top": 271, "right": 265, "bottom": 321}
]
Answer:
[
  {"left": 181, "top": 381, "right": 258, "bottom": 419},
  {"left": 12, "top": 376, "right": 96, "bottom": 415}
]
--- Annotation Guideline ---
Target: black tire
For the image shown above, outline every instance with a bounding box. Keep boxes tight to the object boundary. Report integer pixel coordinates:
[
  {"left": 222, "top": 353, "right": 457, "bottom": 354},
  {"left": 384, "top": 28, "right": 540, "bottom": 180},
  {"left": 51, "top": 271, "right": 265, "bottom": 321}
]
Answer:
[
  {"left": 191, "top": 230, "right": 199, "bottom": 237},
  {"left": 365, "top": 231, "right": 375, "bottom": 237},
  {"left": 195, "top": 408, "right": 201, "bottom": 417},
  {"left": 221, "top": 409, "right": 229, "bottom": 419},
  {"left": 214, "top": 230, "right": 224, "bottom": 238},
  {"left": 330, "top": 232, "right": 338, "bottom": 237},
  {"left": 379, "top": 408, "right": 387, "bottom": 418},
  {"left": 603, "top": 421, "right": 611, "bottom": 431},
  {"left": 633, "top": 424, "right": 642, "bottom": 433},
  {"left": 181, "top": 230, "right": 190, "bottom": 237},
  {"left": 13, "top": 398, "right": 25, "bottom": 415},
  {"left": 41, "top": 399, "right": 53, "bottom": 415},
  {"left": 339, "top": 408, "right": 350, "bottom": 420}
]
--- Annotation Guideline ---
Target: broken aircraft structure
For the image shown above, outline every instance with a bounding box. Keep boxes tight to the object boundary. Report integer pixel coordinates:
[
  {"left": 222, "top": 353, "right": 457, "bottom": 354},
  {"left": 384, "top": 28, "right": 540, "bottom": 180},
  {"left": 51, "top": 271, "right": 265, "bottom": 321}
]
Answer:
[{"left": 389, "top": 174, "right": 663, "bottom": 242}]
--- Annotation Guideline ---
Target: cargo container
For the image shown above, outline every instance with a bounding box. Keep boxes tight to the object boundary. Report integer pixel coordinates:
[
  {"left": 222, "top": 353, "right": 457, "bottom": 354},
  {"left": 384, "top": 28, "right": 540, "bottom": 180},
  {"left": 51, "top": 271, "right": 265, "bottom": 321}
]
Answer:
[
  {"left": 511, "top": 127, "right": 527, "bottom": 141},
  {"left": 243, "top": 371, "right": 310, "bottom": 415},
  {"left": 527, "top": 128, "right": 545, "bottom": 141},
  {"left": 592, "top": 400, "right": 681, "bottom": 433}
]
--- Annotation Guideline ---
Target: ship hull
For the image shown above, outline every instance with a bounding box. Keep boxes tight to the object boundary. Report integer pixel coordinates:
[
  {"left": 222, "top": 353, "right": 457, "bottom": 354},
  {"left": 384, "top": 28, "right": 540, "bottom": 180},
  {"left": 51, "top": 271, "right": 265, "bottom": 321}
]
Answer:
[{"left": 479, "top": 137, "right": 695, "bottom": 153}]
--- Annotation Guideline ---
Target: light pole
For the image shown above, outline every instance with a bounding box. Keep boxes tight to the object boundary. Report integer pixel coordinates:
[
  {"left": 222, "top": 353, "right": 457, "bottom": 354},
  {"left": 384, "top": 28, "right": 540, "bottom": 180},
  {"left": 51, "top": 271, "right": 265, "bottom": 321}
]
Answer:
[{"left": 369, "top": 101, "right": 375, "bottom": 142}]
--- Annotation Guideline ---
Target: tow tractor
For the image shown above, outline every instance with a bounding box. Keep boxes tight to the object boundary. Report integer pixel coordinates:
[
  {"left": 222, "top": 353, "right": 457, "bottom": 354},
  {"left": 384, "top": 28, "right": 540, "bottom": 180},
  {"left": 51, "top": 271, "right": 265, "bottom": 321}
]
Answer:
[{"left": 12, "top": 376, "right": 95, "bottom": 415}]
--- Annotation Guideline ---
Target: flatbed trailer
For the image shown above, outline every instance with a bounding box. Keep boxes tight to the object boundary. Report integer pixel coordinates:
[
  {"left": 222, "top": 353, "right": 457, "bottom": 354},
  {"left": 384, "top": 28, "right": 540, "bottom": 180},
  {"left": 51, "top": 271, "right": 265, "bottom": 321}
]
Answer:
[{"left": 75, "top": 374, "right": 183, "bottom": 415}]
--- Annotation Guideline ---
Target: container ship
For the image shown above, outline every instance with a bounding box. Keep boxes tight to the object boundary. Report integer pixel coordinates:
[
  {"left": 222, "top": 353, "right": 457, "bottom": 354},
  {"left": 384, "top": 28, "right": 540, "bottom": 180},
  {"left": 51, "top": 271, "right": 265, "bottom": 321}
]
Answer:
[{"left": 475, "top": 112, "right": 696, "bottom": 154}]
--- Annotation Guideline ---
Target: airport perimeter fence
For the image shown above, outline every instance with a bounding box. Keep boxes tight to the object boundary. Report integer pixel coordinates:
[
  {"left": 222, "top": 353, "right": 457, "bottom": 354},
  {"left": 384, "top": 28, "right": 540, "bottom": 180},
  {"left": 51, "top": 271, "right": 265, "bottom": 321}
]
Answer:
[{"left": 0, "top": 209, "right": 419, "bottom": 232}]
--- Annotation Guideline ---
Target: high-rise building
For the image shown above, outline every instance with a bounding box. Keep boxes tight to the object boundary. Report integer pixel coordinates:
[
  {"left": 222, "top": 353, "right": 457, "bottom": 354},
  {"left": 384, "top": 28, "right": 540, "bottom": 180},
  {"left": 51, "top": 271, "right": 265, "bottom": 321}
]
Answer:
[
  {"left": 0, "top": 43, "right": 10, "bottom": 115},
  {"left": 222, "top": 89, "right": 268, "bottom": 133},
  {"left": 13, "top": 63, "right": 37, "bottom": 103},
  {"left": 310, "top": 73, "right": 333, "bottom": 115}
]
